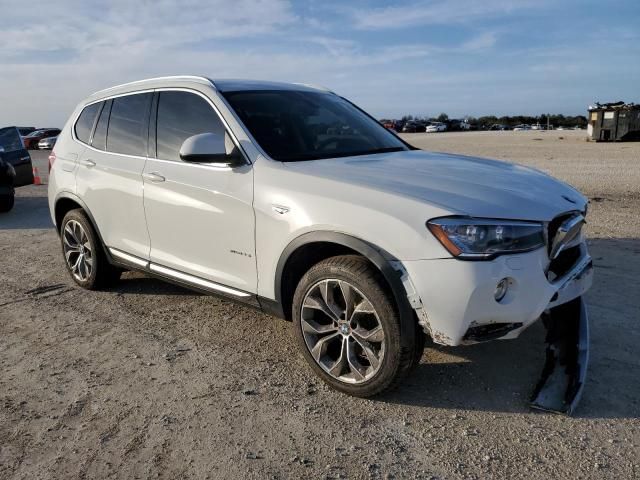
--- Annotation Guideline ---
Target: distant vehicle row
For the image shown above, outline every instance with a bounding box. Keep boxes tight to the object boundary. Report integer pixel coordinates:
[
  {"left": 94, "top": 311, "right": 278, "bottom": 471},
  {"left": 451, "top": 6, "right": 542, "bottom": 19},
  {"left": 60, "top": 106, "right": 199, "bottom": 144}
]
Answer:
[{"left": 19, "top": 127, "right": 60, "bottom": 149}]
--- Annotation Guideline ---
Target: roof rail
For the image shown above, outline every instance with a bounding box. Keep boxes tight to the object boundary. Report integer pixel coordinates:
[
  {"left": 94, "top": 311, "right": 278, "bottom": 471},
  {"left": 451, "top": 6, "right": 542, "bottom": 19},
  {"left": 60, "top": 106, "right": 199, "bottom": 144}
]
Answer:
[{"left": 90, "top": 75, "right": 213, "bottom": 97}]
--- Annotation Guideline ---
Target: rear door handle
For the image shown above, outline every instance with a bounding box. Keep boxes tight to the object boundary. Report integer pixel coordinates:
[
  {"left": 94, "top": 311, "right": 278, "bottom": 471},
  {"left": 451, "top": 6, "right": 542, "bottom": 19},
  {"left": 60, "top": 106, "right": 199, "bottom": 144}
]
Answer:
[
  {"left": 80, "top": 159, "right": 96, "bottom": 168},
  {"left": 142, "top": 172, "right": 166, "bottom": 183}
]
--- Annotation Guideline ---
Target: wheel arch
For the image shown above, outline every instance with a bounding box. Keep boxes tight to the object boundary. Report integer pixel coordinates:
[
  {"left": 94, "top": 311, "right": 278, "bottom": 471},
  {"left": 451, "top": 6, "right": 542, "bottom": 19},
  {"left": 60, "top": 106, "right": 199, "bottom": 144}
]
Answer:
[
  {"left": 54, "top": 192, "right": 112, "bottom": 262},
  {"left": 274, "top": 231, "right": 416, "bottom": 349}
]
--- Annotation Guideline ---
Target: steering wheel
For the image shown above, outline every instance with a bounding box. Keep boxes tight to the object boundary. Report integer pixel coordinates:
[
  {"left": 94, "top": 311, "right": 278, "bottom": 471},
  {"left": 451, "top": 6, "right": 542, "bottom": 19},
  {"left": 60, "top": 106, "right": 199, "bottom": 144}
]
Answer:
[{"left": 316, "top": 137, "right": 368, "bottom": 152}]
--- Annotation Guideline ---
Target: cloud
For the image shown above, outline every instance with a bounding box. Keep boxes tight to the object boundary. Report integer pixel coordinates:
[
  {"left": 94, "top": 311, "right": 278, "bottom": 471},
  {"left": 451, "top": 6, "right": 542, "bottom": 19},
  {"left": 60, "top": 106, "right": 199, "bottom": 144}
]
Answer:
[{"left": 353, "top": 0, "right": 542, "bottom": 30}]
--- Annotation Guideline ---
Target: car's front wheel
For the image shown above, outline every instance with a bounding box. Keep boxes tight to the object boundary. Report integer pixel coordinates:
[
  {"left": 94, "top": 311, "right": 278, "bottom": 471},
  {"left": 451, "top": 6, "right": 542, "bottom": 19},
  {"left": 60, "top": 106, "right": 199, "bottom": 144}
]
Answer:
[
  {"left": 60, "top": 209, "right": 121, "bottom": 289},
  {"left": 293, "top": 255, "right": 423, "bottom": 397}
]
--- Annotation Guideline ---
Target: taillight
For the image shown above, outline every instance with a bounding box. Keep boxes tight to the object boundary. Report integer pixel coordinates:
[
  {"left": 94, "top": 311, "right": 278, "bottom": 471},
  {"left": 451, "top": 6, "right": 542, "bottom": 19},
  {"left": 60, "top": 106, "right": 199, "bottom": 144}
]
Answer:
[{"left": 48, "top": 151, "right": 56, "bottom": 173}]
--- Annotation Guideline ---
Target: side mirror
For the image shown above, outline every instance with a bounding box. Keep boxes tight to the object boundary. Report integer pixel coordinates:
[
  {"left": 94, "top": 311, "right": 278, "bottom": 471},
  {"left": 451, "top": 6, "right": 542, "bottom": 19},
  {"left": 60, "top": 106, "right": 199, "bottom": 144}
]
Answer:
[{"left": 179, "top": 132, "right": 244, "bottom": 166}]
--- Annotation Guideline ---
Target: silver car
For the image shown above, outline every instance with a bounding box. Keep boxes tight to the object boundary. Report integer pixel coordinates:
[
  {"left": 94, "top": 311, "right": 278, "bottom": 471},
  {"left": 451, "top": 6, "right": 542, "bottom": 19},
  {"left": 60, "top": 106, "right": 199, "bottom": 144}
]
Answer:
[{"left": 38, "top": 136, "right": 58, "bottom": 150}]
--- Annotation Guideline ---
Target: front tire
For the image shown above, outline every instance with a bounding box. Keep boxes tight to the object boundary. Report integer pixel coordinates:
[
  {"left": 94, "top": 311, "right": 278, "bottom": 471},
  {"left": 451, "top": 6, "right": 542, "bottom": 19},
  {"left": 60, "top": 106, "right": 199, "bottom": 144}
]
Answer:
[
  {"left": 292, "top": 255, "right": 423, "bottom": 397},
  {"left": 60, "top": 209, "right": 121, "bottom": 289}
]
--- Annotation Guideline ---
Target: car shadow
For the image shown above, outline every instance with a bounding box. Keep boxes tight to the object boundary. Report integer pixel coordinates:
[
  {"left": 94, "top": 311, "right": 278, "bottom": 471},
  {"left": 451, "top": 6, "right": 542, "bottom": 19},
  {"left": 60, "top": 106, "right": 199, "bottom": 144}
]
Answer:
[
  {"left": 108, "top": 274, "right": 200, "bottom": 297},
  {"left": 0, "top": 195, "right": 53, "bottom": 230}
]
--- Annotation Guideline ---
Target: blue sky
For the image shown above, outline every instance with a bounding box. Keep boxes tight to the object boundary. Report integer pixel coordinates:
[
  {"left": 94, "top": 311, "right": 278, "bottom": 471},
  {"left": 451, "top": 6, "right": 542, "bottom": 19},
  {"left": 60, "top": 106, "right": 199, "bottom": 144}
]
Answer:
[{"left": 1, "top": 0, "right": 638, "bottom": 126}]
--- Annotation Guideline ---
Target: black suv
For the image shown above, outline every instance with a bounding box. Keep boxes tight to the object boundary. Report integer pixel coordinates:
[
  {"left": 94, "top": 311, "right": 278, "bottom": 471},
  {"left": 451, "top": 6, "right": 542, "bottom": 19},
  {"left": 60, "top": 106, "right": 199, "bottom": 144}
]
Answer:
[{"left": 0, "top": 126, "right": 34, "bottom": 187}]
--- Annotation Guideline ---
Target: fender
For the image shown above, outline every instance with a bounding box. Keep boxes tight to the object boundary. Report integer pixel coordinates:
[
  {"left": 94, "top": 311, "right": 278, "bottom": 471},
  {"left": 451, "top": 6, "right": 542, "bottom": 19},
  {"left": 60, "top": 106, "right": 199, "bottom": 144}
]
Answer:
[
  {"left": 54, "top": 191, "right": 115, "bottom": 264},
  {"left": 274, "top": 231, "right": 417, "bottom": 350}
]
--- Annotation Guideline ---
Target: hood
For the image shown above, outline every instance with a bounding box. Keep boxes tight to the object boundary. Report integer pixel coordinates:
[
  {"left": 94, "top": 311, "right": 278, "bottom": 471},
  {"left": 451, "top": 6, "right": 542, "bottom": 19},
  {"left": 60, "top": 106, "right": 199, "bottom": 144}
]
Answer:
[{"left": 284, "top": 150, "right": 586, "bottom": 221}]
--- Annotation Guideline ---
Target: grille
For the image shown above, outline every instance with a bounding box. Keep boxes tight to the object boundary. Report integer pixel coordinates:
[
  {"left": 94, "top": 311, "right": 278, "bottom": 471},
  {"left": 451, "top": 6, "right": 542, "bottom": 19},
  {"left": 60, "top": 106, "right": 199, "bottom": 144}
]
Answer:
[
  {"left": 546, "top": 212, "right": 585, "bottom": 280},
  {"left": 548, "top": 245, "right": 582, "bottom": 279},
  {"left": 547, "top": 213, "right": 576, "bottom": 255}
]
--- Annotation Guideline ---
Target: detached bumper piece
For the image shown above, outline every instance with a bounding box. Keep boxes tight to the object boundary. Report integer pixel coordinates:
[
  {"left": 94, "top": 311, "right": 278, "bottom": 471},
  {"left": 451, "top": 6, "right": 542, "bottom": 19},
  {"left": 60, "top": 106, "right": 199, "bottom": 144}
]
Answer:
[{"left": 530, "top": 296, "right": 589, "bottom": 415}]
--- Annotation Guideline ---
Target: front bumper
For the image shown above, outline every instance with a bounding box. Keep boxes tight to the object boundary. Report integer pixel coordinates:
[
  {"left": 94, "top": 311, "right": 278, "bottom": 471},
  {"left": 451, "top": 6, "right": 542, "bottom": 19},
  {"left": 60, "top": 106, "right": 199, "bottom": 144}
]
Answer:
[{"left": 403, "top": 241, "right": 593, "bottom": 346}]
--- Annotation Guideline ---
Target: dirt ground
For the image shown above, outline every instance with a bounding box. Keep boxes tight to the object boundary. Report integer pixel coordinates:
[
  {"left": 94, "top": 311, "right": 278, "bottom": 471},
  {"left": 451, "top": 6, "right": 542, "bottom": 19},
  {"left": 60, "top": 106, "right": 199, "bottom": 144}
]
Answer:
[{"left": 1, "top": 130, "right": 639, "bottom": 479}]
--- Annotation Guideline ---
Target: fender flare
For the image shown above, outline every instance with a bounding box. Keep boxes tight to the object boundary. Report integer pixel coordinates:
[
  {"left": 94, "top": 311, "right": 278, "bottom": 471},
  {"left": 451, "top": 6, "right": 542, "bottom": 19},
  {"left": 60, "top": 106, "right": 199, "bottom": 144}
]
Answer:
[
  {"left": 275, "top": 231, "right": 416, "bottom": 349},
  {"left": 54, "top": 192, "right": 113, "bottom": 262}
]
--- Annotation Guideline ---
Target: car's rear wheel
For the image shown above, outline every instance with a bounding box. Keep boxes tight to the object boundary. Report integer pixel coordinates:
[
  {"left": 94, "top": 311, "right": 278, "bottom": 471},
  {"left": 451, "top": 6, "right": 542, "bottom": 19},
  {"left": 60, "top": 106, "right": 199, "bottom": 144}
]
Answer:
[
  {"left": 292, "top": 255, "right": 423, "bottom": 397},
  {"left": 60, "top": 209, "right": 121, "bottom": 289},
  {"left": 0, "top": 189, "right": 15, "bottom": 213}
]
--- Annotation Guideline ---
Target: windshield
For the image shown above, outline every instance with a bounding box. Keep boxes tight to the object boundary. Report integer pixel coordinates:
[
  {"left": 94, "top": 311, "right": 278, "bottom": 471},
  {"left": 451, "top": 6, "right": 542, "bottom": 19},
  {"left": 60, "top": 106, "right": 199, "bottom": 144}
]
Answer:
[
  {"left": 26, "top": 130, "right": 44, "bottom": 137},
  {"left": 221, "top": 90, "right": 408, "bottom": 161}
]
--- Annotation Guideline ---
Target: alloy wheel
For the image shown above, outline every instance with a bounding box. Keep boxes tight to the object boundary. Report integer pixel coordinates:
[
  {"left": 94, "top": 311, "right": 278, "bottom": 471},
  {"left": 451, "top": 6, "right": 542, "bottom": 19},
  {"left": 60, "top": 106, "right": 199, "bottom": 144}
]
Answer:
[
  {"left": 300, "top": 279, "right": 385, "bottom": 384},
  {"left": 62, "top": 220, "right": 93, "bottom": 282}
]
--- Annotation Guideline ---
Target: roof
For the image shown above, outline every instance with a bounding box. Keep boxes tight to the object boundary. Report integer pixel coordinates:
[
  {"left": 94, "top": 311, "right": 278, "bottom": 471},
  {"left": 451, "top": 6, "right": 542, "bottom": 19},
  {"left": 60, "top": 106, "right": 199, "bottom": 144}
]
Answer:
[
  {"left": 88, "top": 75, "right": 330, "bottom": 102},
  {"left": 210, "top": 79, "right": 331, "bottom": 93}
]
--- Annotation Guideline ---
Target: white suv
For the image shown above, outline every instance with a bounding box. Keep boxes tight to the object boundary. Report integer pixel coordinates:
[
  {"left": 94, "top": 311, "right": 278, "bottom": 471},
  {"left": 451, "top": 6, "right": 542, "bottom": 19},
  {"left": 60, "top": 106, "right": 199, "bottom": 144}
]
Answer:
[{"left": 49, "top": 76, "right": 593, "bottom": 412}]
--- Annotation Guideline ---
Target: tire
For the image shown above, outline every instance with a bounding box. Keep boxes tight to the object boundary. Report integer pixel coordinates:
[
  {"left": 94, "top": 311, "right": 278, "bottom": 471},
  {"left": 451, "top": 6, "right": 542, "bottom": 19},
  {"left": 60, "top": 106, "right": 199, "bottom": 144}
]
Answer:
[
  {"left": 292, "top": 255, "right": 423, "bottom": 397},
  {"left": 60, "top": 209, "right": 121, "bottom": 289},
  {"left": 0, "top": 190, "right": 15, "bottom": 213}
]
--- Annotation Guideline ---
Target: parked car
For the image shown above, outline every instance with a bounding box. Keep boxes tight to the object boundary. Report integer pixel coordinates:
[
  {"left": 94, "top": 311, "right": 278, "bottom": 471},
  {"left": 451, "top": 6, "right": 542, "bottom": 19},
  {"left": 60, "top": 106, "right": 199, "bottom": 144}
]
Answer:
[
  {"left": 401, "top": 121, "right": 426, "bottom": 133},
  {"left": 23, "top": 128, "right": 61, "bottom": 149},
  {"left": 38, "top": 136, "right": 58, "bottom": 150},
  {"left": 426, "top": 122, "right": 446, "bottom": 133},
  {"left": 0, "top": 126, "right": 33, "bottom": 186},
  {"left": 49, "top": 76, "right": 592, "bottom": 412},
  {"left": 488, "top": 124, "right": 509, "bottom": 131},
  {"left": 513, "top": 124, "right": 532, "bottom": 131},
  {"left": 17, "top": 126, "right": 36, "bottom": 138},
  {"left": 0, "top": 154, "right": 15, "bottom": 212}
]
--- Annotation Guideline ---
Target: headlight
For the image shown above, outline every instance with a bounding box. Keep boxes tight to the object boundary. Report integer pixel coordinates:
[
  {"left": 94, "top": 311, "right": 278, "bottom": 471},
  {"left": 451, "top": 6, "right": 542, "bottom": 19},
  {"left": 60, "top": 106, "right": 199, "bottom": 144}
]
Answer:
[{"left": 427, "top": 217, "right": 545, "bottom": 259}]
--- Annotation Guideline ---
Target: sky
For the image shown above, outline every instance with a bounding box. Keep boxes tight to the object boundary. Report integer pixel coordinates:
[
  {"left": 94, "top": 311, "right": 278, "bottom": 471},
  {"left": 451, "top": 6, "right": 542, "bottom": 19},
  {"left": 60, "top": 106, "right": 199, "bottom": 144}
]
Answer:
[{"left": 1, "top": 0, "right": 639, "bottom": 126}]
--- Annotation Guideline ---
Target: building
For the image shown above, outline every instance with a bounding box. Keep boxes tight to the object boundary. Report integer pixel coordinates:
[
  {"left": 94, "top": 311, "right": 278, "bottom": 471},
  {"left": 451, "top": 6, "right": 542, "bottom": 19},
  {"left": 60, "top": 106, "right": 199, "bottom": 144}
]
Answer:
[{"left": 588, "top": 101, "right": 640, "bottom": 141}]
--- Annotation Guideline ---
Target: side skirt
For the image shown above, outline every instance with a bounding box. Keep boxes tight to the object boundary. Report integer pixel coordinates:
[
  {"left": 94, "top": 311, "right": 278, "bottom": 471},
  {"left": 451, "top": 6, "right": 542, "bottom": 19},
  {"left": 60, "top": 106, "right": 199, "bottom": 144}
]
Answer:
[{"left": 107, "top": 247, "right": 264, "bottom": 311}]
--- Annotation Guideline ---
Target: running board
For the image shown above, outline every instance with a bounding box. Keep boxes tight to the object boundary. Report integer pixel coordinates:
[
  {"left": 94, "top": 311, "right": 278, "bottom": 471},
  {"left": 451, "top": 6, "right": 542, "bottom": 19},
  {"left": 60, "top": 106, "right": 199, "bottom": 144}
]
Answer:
[
  {"left": 108, "top": 248, "right": 250, "bottom": 298},
  {"left": 530, "top": 296, "right": 589, "bottom": 415}
]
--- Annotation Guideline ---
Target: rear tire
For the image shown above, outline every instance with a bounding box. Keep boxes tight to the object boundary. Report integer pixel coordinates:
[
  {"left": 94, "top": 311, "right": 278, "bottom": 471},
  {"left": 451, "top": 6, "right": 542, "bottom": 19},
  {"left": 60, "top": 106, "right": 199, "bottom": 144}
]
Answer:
[
  {"left": 0, "top": 190, "right": 15, "bottom": 213},
  {"left": 292, "top": 255, "right": 423, "bottom": 397},
  {"left": 60, "top": 209, "right": 121, "bottom": 289}
]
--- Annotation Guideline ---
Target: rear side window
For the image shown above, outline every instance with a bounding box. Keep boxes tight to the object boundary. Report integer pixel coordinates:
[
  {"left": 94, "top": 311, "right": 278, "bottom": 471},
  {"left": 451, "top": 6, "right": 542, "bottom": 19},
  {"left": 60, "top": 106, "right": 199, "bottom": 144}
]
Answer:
[
  {"left": 75, "top": 103, "right": 101, "bottom": 144},
  {"left": 156, "top": 91, "right": 225, "bottom": 161},
  {"left": 0, "top": 127, "right": 24, "bottom": 152},
  {"left": 92, "top": 100, "right": 111, "bottom": 151},
  {"left": 107, "top": 93, "right": 152, "bottom": 156}
]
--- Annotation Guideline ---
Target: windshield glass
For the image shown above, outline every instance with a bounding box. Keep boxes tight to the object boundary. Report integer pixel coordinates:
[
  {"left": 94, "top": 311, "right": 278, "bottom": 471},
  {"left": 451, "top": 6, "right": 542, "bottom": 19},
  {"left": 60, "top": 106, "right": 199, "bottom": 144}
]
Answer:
[
  {"left": 221, "top": 90, "right": 408, "bottom": 161},
  {"left": 0, "top": 127, "right": 24, "bottom": 152}
]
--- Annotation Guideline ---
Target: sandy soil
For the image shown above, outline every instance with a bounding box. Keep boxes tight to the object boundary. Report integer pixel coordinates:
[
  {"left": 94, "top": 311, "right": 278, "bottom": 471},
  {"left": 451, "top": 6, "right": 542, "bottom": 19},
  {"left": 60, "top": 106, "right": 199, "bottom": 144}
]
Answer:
[{"left": 1, "top": 132, "right": 639, "bottom": 479}]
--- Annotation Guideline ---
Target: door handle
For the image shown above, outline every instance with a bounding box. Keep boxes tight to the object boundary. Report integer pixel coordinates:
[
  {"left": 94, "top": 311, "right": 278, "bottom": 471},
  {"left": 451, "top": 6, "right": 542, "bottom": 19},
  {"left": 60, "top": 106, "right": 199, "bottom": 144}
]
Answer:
[
  {"left": 142, "top": 172, "right": 166, "bottom": 183},
  {"left": 80, "top": 159, "right": 96, "bottom": 168}
]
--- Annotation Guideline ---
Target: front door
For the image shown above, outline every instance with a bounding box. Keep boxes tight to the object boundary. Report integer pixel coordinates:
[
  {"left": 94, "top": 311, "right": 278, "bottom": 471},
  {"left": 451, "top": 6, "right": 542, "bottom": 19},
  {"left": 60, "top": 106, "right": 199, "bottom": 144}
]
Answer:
[{"left": 142, "top": 90, "right": 256, "bottom": 293}]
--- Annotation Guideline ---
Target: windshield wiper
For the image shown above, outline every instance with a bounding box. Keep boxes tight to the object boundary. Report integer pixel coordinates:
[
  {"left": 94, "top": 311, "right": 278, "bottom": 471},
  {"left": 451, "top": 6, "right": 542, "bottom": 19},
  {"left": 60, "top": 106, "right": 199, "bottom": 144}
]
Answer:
[{"left": 282, "top": 146, "right": 407, "bottom": 162}]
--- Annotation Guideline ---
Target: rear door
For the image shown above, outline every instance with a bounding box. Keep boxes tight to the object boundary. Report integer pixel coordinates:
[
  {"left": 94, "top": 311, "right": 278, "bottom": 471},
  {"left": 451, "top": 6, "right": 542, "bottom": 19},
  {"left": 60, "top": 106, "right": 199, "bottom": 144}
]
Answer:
[
  {"left": 142, "top": 90, "right": 256, "bottom": 293},
  {"left": 0, "top": 127, "right": 33, "bottom": 187},
  {"left": 75, "top": 93, "right": 152, "bottom": 259}
]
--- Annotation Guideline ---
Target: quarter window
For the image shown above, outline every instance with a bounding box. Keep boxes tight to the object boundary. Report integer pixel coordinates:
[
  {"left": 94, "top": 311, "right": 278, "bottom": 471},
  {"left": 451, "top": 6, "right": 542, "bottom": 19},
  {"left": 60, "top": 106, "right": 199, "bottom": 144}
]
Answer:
[
  {"left": 156, "top": 91, "right": 225, "bottom": 161},
  {"left": 92, "top": 100, "right": 111, "bottom": 151},
  {"left": 75, "top": 102, "right": 101, "bottom": 144},
  {"left": 107, "top": 93, "right": 152, "bottom": 156}
]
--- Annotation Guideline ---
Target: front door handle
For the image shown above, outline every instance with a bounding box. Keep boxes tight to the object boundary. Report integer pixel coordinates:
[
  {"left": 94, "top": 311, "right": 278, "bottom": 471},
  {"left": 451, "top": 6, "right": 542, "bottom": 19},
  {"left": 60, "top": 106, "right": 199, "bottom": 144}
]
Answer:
[
  {"left": 80, "top": 159, "right": 96, "bottom": 168},
  {"left": 142, "top": 172, "right": 166, "bottom": 183}
]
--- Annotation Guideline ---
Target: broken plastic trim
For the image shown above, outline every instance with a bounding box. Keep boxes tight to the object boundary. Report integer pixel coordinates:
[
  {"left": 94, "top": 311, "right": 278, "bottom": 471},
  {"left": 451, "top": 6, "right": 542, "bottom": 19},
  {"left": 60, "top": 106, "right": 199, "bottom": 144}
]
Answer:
[{"left": 530, "top": 296, "right": 589, "bottom": 415}]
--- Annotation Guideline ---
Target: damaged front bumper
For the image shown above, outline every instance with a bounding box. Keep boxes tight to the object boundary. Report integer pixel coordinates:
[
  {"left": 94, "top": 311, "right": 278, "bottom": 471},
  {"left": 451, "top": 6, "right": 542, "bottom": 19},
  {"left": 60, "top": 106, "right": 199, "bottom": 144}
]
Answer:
[
  {"left": 530, "top": 296, "right": 589, "bottom": 415},
  {"left": 399, "top": 240, "right": 593, "bottom": 415}
]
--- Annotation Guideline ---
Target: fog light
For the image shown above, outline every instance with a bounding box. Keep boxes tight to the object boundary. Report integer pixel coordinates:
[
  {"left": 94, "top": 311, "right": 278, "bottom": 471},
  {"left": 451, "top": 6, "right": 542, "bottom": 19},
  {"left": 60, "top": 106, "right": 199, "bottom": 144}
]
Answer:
[{"left": 494, "top": 278, "right": 509, "bottom": 302}]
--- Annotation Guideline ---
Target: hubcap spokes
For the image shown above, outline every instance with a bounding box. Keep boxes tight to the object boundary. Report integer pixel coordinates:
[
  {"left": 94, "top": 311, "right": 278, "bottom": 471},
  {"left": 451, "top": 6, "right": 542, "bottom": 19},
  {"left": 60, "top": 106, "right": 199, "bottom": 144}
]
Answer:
[
  {"left": 301, "top": 279, "right": 385, "bottom": 384},
  {"left": 63, "top": 220, "right": 93, "bottom": 282}
]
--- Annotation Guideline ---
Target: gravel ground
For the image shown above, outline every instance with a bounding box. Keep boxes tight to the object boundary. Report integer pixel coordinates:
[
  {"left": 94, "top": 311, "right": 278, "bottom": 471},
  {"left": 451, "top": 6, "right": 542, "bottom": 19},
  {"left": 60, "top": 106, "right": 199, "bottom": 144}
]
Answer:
[{"left": 1, "top": 131, "right": 639, "bottom": 479}]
